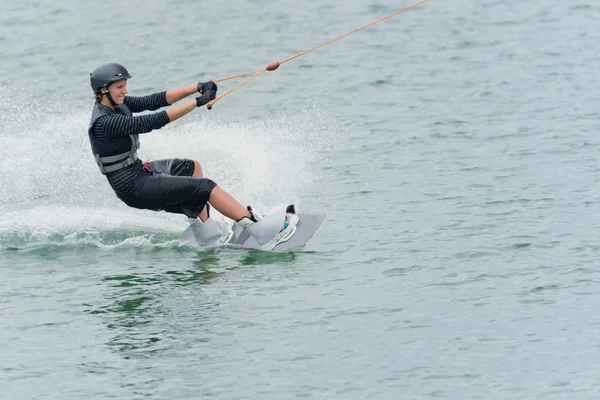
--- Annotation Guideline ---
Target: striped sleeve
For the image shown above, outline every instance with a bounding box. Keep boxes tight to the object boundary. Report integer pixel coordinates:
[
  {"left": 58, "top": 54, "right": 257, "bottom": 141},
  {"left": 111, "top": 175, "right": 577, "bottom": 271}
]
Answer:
[
  {"left": 124, "top": 91, "right": 170, "bottom": 112},
  {"left": 95, "top": 111, "right": 171, "bottom": 138}
]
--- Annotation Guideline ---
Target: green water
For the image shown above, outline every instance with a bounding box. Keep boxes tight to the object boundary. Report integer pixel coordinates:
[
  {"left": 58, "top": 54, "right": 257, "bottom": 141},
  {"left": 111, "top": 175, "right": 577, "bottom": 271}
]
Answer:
[{"left": 2, "top": 0, "right": 600, "bottom": 398}]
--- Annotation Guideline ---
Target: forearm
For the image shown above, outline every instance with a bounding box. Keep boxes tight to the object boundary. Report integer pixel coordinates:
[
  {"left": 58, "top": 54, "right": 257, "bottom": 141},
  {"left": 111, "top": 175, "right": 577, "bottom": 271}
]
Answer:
[
  {"left": 98, "top": 101, "right": 202, "bottom": 137},
  {"left": 166, "top": 99, "right": 199, "bottom": 122},
  {"left": 165, "top": 84, "right": 197, "bottom": 105}
]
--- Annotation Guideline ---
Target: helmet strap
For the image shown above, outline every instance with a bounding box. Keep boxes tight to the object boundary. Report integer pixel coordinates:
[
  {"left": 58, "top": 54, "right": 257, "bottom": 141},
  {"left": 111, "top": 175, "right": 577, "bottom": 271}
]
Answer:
[
  {"left": 100, "top": 87, "right": 119, "bottom": 109},
  {"left": 106, "top": 92, "right": 118, "bottom": 108}
]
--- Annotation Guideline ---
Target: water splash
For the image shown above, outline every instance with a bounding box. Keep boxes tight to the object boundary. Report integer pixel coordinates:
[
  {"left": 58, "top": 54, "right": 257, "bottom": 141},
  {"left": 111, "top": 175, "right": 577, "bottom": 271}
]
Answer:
[{"left": 0, "top": 88, "right": 345, "bottom": 249}]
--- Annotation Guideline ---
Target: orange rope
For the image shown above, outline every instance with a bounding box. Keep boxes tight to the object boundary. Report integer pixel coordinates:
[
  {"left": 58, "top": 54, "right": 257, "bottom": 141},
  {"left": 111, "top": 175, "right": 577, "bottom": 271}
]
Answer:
[
  {"left": 207, "top": 0, "right": 428, "bottom": 107},
  {"left": 280, "top": 0, "right": 429, "bottom": 65},
  {"left": 214, "top": 69, "right": 263, "bottom": 84}
]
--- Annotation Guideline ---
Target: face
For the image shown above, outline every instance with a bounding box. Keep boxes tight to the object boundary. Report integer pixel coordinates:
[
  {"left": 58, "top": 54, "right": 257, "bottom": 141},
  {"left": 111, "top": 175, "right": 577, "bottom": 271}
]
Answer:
[{"left": 104, "top": 79, "right": 128, "bottom": 105}]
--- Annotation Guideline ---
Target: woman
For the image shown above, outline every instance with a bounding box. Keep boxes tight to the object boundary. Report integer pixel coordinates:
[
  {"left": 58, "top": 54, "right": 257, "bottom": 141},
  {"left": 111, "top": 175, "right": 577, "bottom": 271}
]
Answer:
[{"left": 88, "top": 62, "right": 296, "bottom": 244}]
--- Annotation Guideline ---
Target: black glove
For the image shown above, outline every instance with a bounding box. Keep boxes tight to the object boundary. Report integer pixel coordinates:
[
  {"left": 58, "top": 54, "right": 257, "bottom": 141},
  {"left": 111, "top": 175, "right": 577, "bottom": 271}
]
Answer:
[
  {"left": 197, "top": 81, "right": 217, "bottom": 94},
  {"left": 196, "top": 90, "right": 216, "bottom": 107}
]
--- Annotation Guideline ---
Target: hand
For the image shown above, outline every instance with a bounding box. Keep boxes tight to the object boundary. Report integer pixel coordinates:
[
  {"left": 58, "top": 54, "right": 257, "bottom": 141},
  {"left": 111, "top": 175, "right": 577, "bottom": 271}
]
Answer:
[
  {"left": 197, "top": 81, "right": 217, "bottom": 94},
  {"left": 196, "top": 89, "right": 216, "bottom": 107}
]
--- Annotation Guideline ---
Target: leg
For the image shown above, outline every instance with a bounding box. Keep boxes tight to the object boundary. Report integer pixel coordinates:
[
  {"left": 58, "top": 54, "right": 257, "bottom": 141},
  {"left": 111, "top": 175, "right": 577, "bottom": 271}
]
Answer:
[
  {"left": 191, "top": 160, "right": 257, "bottom": 223},
  {"left": 208, "top": 186, "right": 252, "bottom": 221},
  {"left": 192, "top": 160, "right": 203, "bottom": 178},
  {"left": 148, "top": 158, "right": 211, "bottom": 222},
  {"left": 124, "top": 171, "right": 252, "bottom": 222},
  {"left": 191, "top": 160, "right": 209, "bottom": 222}
]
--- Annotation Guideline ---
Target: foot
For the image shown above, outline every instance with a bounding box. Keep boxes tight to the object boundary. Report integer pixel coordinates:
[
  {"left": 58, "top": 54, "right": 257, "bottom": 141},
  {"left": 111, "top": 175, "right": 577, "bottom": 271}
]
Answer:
[
  {"left": 234, "top": 206, "right": 263, "bottom": 228},
  {"left": 186, "top": 215, "right": 233, "bottom": 244},
  {"left": 187, "top": 216, "right": 203, "bottom": 225},
  {"left": 234, "top": 205, "right": 299, "bottom": 250}
]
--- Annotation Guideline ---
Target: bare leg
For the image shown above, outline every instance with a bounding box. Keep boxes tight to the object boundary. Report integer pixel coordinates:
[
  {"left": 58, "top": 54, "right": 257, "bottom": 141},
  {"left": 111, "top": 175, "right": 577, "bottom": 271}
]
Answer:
[
  {"left": 192, "top": 160, "right": 209, "bottom": 222},
  {"left": 208, "top": 186, "right": 252, "bottom": 221}
]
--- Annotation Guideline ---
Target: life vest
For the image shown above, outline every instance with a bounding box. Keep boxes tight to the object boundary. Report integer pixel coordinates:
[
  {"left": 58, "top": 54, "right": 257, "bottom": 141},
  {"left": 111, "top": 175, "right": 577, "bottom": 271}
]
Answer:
[{"left": 88, "top": 102, "right": 140, "bottom": 175}]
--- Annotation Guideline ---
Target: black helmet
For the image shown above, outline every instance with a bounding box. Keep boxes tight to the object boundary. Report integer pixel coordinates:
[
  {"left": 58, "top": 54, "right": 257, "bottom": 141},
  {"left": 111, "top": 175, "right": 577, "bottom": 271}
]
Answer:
[{"left": 90, "top": 63, "right": 132, "bottom": 91}]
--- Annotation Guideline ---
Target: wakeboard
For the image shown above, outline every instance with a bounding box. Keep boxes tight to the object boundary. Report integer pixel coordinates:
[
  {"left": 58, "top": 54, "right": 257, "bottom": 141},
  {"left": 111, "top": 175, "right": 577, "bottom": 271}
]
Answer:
[{"left": 180, "top": 205, "right": 326, "bottom": 252}]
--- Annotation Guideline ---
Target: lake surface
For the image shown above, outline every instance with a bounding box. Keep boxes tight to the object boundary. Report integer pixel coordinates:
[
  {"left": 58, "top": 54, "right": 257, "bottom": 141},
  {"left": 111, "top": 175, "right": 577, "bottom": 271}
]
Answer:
[{"left": 2, "top": 0, "right": 600, "bottom": 398}]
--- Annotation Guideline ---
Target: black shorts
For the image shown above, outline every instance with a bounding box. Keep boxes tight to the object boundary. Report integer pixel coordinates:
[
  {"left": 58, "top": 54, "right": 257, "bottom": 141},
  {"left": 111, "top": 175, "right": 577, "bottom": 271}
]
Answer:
[{"left": 119, "top": 158, "right": 217, "bottom": 218}]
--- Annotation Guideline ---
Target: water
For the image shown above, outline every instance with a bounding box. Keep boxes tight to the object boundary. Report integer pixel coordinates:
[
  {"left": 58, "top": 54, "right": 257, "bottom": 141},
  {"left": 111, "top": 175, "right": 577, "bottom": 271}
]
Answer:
[{"left": 2, "top": 0, "right": 600, "bottom": 398}]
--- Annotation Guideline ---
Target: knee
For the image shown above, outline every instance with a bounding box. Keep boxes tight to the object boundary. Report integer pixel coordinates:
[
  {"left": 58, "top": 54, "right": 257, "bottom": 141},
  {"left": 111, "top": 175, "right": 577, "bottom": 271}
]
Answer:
[{"left": 192, "top": 160, "right": 203, "bottom": 178}]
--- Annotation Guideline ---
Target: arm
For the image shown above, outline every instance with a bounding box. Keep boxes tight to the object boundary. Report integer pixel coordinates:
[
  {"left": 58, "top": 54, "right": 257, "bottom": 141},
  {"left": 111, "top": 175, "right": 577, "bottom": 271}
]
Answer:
[
  {"left": 165, "top": 83, "right": 218, "bottom": 121},
  {"left": 96, "top": 111, "right": 171, "bottom": 138},
  {"left": 165, "top": 82, "right": 217, "bottom": 121},
  {"left": 165, "top": 84, "right": 198, "bottom": 105},
  {"left": 96, "top": 99, "right": 207, "bottom": 138},
  {"left": 125, "top": 81, "right": 213, "bottom": 111},
  {"left": 124, "top": 91, "right": 170, "bottom": 112},
  {"left": 166, "top": 99, "right": 198, "bottom": 122}
]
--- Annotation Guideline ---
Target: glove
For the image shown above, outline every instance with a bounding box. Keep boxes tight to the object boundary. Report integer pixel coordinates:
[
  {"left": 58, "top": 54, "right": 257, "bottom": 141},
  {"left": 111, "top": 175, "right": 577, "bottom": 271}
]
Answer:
[
  {"left": 197, "top": 81, "right": 217, "bottom": 94},
  {"left": 196, "top": 89, "right": 216, "bottom": 107}
]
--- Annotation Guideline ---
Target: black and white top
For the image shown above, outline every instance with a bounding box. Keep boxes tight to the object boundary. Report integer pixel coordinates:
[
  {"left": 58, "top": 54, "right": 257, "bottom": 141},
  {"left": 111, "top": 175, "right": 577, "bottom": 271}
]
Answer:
[{"left": 90, "top": 92, "right": 171, "bottom": 195}]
